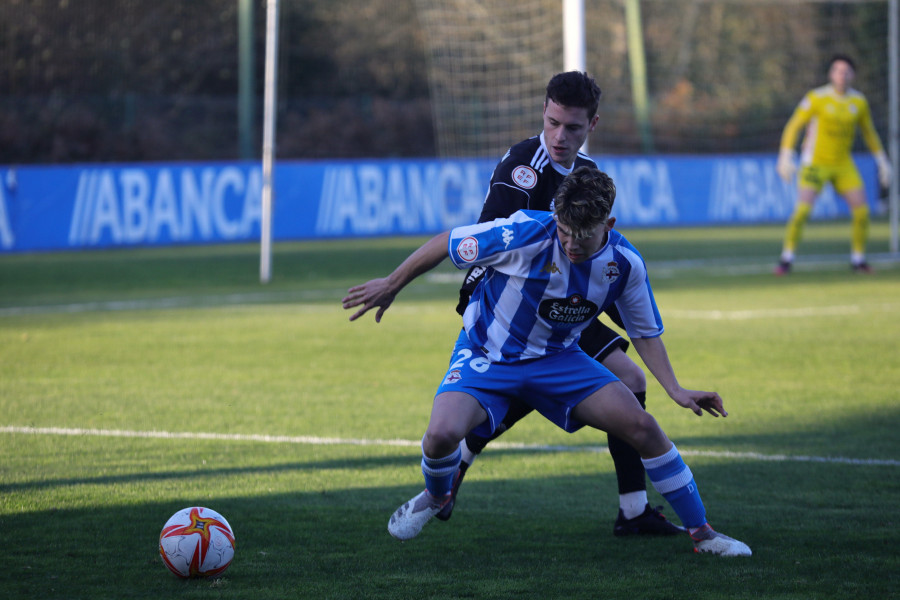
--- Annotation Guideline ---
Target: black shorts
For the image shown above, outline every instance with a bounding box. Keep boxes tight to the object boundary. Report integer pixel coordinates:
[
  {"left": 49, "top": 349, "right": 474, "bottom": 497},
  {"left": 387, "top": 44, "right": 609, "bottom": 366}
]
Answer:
[{"left": 578, "top": 318, "right": 629, "bottom": 361}]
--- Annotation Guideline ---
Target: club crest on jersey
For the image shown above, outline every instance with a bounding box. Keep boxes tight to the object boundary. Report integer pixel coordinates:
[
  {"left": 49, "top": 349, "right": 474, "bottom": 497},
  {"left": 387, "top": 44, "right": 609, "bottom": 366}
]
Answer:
[
  {"left": 538, "top": 294, "right": 599, "bottom": 327},
  {"left": 602, "top": 261, "right": 620, "bottom": 283},
  {"left": 511, "top": 165, "right": 537, "bottom": 189},
  {"left": 457, "top": 236, "right": 478, "bottom": 262},
  {"left": 443, "top": 369, "right": 462, "bottom": 385}
]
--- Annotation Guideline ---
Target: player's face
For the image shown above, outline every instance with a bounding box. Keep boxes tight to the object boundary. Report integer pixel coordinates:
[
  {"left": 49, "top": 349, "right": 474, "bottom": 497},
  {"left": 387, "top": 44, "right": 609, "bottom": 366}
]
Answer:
[
  {"left": 555, "top": 217, "right": 615, "bottom": 264},
  {"left": 828, "top": 60, "right": 855, "bottom": 93},
  {"left": 542, "top": 99, "right": 599, "bottom": 168}
]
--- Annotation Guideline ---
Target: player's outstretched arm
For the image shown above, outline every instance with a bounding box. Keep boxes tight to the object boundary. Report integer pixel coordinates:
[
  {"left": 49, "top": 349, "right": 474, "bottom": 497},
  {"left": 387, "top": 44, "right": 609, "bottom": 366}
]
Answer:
[
  {"left": 342, "top": 231, "right": 450, "bottom": 323},
  {"left": 875, "top": 151, "right": 893, "bottom": 189},
  {"left": 631, "top": 336, "right": 727, "bottom": 418},
  {"left": 776, "top": 100, "right": 810, "bottom": 182}
]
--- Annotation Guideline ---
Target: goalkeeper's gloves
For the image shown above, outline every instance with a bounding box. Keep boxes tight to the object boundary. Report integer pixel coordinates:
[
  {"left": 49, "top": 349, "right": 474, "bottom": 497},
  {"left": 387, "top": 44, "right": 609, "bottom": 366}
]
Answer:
[
  {"left": 875, "top": 151, "right": 893, "bottom": 189},
  {"left": 776, "top": 148, "right": 797, "bottom": 182}
]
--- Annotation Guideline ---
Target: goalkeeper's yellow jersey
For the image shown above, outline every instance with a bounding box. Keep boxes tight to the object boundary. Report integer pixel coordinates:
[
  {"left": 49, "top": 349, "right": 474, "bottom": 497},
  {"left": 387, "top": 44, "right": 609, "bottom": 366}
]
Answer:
[{"left": 780, "top": 84, "right": 884, "bottom": 166}]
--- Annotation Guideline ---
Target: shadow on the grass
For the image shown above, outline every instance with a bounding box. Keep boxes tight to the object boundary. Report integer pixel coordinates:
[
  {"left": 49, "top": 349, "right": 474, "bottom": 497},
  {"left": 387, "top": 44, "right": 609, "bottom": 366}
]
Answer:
[{"left": 1, "top": 456, "right": 896, "bottom": 600}]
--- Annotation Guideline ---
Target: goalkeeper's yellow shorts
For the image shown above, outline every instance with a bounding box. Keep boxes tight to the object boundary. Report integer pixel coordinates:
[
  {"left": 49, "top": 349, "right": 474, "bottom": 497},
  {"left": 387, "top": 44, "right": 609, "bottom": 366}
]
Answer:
[{"left": 798, "top": 159, "right": 863, "bottom": 195}]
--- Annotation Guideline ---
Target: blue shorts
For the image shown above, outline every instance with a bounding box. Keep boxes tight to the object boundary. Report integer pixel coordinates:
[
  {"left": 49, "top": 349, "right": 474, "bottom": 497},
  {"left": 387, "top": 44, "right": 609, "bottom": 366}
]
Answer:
[{"left": 436, "top": 329, "right": 619, "bottom": 437}]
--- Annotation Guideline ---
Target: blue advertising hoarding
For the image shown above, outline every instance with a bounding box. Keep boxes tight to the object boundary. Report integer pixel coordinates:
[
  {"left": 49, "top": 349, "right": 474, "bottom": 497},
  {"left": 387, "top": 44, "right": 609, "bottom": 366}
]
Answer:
[{"left": 0, "top": 154, "right": 878, "bottom": 253}]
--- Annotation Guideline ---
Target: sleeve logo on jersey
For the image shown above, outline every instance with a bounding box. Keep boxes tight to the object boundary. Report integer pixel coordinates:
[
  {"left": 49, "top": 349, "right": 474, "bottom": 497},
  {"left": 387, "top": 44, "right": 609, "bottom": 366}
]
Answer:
[
  {"left": 511, "top": 165, "right": 537, "bottom": 189},
  {"left": 602, "top": 261, "right": 620, "bottom": 283},
  {"left": 464, "top": 265, "right": 486, "bottom": 285},
  {"left": 457, "top": 236, "right": 479, "bottom": 262},
  {"left": 538, "top": 295, "right": 599, "bottom": 327}
]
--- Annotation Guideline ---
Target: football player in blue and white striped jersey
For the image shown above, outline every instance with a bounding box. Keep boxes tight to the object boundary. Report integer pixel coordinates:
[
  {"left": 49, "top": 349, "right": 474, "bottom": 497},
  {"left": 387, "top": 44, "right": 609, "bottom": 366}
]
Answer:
[
  {"left": 445, "top": 72, "right": 680, "bottom": 537},
  {"left": 343, "top": 166, "right": 751, "bottom": 557}
]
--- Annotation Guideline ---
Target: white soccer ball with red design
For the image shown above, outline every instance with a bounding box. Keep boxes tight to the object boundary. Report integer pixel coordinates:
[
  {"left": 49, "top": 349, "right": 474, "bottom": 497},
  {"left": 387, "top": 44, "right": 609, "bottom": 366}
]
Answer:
[{"left": 159, "top": 506, "right": 235, "bottom": 578}]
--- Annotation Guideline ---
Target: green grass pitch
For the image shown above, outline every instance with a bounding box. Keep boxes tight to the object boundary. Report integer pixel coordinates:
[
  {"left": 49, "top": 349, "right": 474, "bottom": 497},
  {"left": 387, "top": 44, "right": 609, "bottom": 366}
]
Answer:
[{"left": 1, "top": 221, "right": 898, "bottom": 599}]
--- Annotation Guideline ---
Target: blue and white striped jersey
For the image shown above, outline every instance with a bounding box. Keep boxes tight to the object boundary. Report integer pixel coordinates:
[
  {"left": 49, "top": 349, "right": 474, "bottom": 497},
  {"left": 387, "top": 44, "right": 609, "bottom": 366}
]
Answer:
[{"left": 448, "top": 210, "right": 663, "bottom": 363}]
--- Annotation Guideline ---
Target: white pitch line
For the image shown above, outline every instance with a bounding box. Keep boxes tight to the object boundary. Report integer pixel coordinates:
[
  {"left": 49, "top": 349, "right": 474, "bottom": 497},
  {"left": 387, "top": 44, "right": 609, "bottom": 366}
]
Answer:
[
  {"left": 2, "top": 425, "right": 896, "bottom": 467},
  {"left": 0, "top": 289, "right": 345, "bottom": 317},
  {"left": 4, "top": 292, "right": 897, "bottom": 322},
  {"left": 2, "top": 252, "right": 896, "bottom": 318},
  {"left": 665, "top": 302, "right": 899, "bottom": 321}
]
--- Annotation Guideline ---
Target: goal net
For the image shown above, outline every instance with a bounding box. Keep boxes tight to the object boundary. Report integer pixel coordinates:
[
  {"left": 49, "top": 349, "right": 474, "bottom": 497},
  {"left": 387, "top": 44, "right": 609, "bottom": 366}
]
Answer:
[
  {"left": 414, "top": 0, "right": 891, "bottom": 159},
  {"left": 414, "top": 0, "right": 563, "bottom": 158}
]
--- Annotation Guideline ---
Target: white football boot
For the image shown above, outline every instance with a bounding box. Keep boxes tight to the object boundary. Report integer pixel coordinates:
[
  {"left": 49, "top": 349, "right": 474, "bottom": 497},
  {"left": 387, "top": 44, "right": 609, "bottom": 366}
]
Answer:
[
  {"left": 690, "top": 523, "right": 752, "bottom": 557},
  {"left": 387, "top": 489, "right": 448, "bottom": 540}
]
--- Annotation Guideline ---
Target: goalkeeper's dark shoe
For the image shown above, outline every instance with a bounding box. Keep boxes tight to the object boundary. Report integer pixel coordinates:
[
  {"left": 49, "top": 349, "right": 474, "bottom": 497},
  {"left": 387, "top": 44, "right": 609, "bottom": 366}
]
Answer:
[
  {"left": 851, "top": 261, "right": 873, "bottom": 273},
  {"left": 613, "top": 504, "right": 685, "bottom": 537},
  {"left": 774, "top": 260, "right": 792, "bottom": 276},
  {"left": 435, "top": 461, "right": 469, "bottom": 522}
]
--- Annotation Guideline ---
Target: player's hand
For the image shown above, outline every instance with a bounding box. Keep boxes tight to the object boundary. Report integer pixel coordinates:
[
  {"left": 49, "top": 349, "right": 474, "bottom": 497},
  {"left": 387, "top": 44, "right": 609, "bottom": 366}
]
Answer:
[
  {"left": 342, "top": 278, "right": 396, "bottom": 322},
  {"left": 876, "top": 151, "right": 892, "bottom": 189},
  {"left": 671, "top": 388, "right": 727, "bottom": 418},
  {"left": 776, "top": 148, "right": 797, "bottom": 182}
]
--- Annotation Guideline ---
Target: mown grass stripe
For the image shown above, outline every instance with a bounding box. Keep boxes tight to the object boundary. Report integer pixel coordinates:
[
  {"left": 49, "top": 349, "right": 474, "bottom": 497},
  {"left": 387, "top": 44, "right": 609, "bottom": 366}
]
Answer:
[{"left": 3, "top": 425, "right": 896, "bottom": 467}]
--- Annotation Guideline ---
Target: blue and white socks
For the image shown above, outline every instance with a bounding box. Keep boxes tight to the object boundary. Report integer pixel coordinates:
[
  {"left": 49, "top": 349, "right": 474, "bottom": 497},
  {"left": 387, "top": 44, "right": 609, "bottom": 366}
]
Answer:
[
  {"left": 421, "top": 441, "right": 461, "bottom": 498},
  {"left": 642, "top": 444, "right": 707, "bottom": 529}
]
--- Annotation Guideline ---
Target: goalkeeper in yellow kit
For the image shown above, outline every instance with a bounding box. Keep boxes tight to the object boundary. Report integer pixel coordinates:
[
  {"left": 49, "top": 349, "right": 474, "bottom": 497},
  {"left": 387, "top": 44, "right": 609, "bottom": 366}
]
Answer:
[{"left": 775, "top": 54, "right": 892, "bottom": 274}]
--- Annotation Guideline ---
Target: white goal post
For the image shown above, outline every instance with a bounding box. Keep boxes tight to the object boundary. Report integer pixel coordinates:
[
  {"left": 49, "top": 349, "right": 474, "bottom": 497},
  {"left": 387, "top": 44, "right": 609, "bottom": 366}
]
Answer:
[
  {"left": 259, "top": 0, "right": 280, "bottom": 284},
  {"left": 890, "top": 0, "right": 898, "bottom": 253}
]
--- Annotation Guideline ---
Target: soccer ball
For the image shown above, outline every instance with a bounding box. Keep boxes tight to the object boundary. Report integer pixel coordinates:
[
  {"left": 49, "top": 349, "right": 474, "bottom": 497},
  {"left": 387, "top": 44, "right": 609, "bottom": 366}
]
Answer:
[{"left": 159, "top": 506, "right": 236, "bottom": 578}]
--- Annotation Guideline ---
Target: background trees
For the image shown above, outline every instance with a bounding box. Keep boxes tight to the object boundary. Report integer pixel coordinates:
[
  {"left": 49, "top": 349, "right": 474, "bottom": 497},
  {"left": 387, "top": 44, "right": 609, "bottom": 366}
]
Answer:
[{"left": 0, "top": 0, "right": 889, "bottom": 163}]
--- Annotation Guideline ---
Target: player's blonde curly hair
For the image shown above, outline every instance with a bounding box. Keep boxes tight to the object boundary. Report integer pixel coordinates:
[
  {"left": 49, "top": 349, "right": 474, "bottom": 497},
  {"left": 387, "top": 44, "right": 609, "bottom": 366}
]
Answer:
[{"left": 552, "top": 166, "right": 616, "bottom": 239}]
